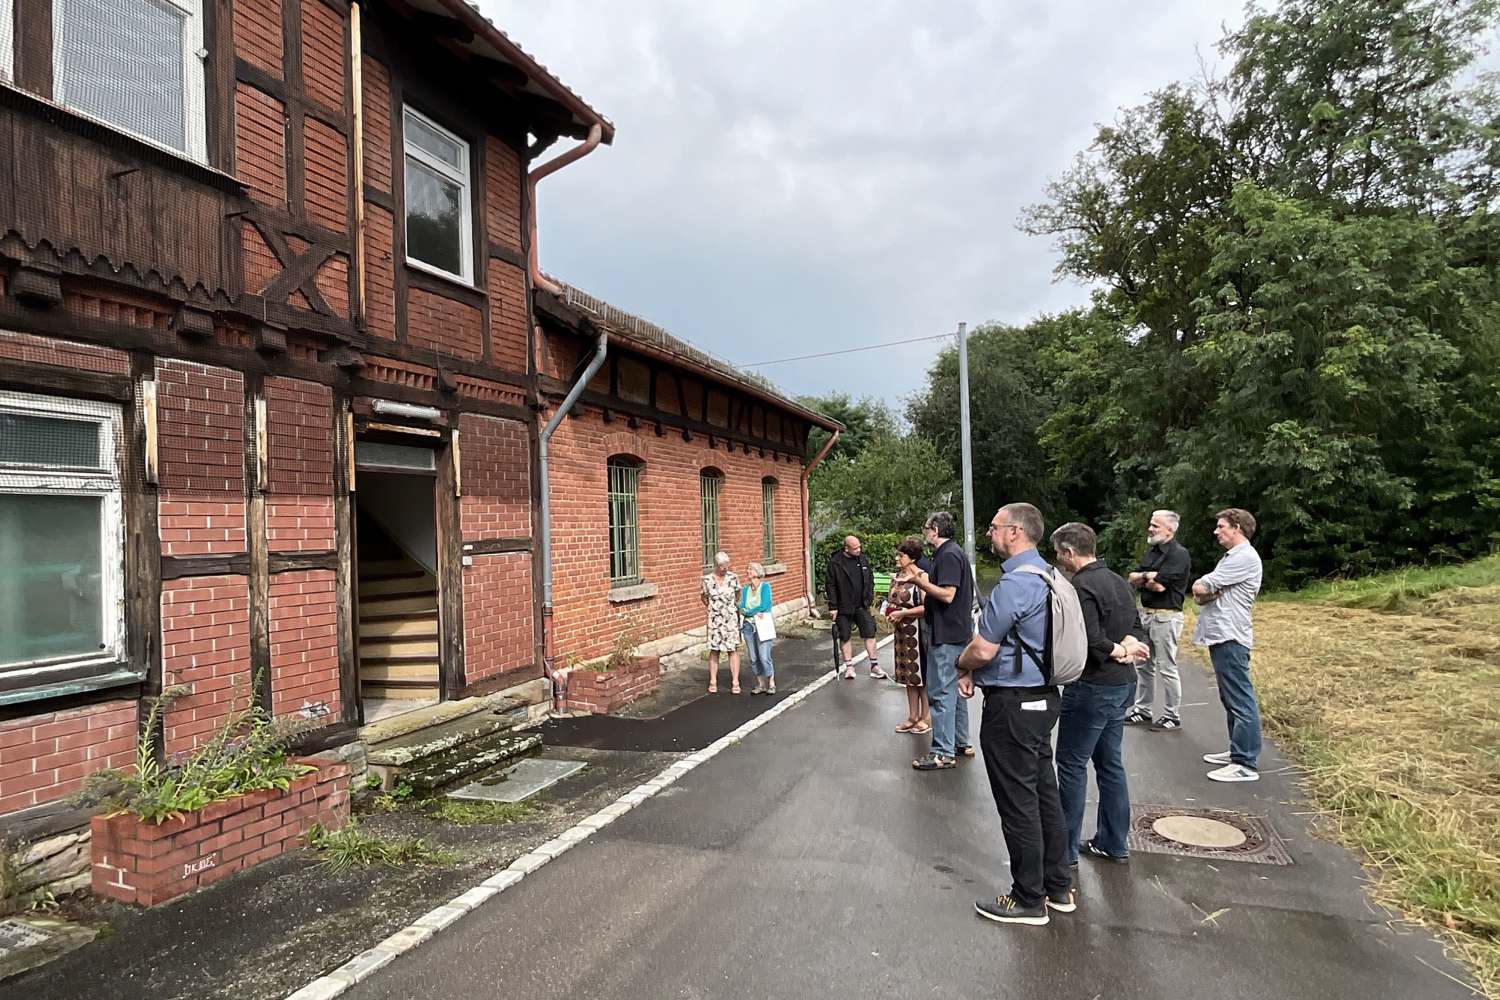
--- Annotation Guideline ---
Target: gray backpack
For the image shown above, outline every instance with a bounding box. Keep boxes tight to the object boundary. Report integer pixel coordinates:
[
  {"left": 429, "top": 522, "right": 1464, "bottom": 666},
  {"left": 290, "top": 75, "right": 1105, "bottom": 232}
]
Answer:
[{"left": 1009, "top": 564, "right": 1088, "bottom": 686}]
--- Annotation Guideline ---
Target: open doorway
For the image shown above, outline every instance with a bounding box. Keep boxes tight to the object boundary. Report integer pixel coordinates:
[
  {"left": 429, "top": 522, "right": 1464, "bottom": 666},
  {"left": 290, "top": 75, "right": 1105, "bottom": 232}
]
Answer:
[{"left": 354, "top": 441, "right": 441, "bottom": 724}]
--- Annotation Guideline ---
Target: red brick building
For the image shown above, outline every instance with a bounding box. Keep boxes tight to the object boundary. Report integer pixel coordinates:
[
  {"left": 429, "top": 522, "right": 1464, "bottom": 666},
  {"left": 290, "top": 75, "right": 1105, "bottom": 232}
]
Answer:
[{"left": 0, "top": 0, "right": 836, "bottom": 830}]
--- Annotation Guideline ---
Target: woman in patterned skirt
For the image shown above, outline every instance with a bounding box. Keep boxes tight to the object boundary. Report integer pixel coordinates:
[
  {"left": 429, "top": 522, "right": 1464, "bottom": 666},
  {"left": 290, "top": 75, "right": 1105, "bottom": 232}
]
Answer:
[
  {"left": 886, "top": 536, "right": 930, "bottom": 733},
  {"left": 701, "top": 551, "right": 742, "bottom": 694}
]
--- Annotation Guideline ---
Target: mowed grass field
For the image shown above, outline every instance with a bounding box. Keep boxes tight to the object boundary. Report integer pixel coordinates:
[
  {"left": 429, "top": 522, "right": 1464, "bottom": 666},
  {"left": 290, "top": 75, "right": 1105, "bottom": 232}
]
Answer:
[{"left": 1243, "top": 556, "right": 1500, "bottom": 995}]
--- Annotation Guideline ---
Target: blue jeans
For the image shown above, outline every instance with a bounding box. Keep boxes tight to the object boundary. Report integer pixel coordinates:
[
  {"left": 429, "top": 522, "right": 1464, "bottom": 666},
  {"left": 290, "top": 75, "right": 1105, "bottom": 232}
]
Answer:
[
  {"left": 1209, "top": 641, "right": 1261, "bottom": 768},
  {"left": 927, "top": 643, "right": 972, "bottom": 758},
  {"left": 741, "top": 623, "right": 774, "bottom": 679},
  {"left": 1056, "top": 680, "right": 1135, "bottom": 863}
]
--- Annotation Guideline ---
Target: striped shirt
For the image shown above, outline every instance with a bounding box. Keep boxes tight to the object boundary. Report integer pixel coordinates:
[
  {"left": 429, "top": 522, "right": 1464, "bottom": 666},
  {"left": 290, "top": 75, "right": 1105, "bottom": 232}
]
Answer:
[{"left": 1192, "top": 542, "right": 1263, "bottom": 648}]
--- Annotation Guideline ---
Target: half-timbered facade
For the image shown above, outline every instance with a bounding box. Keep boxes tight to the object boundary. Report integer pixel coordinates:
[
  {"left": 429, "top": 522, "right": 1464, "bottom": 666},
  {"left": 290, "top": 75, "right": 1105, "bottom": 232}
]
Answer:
[{"left": 0, "top": 0, "right": 835, "bottom": 828}]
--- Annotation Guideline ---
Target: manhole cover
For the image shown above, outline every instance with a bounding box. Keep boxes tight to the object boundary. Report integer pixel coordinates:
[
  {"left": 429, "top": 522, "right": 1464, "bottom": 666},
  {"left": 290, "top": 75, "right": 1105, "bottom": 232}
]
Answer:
[
  {"left": 448, "top": 758, "right": 586, "bottom": 803},
  {"left": 1128, "top": 805, "right": 1293, "bottom": 865},
  {"left": 1152, "top": 815, "right": 1247, "bottom": 848}
]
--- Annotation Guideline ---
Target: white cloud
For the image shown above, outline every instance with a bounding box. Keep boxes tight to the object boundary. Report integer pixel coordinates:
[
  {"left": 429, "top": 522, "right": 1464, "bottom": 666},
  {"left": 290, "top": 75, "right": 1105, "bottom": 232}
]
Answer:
[{"left": 482, "top": 0, "right": 1246, "bottom": 403}]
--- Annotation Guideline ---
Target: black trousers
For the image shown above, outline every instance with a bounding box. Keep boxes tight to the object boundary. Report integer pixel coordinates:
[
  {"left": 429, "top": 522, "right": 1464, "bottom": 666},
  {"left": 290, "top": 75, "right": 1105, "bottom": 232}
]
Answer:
[{"left": 980, "top": 685, "right": 1071, "bottom": 907}]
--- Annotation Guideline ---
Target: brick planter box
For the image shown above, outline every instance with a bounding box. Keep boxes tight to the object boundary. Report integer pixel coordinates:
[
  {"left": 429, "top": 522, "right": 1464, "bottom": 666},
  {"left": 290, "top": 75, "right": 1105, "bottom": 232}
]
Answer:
[
  {"left": 561, "top": 654, "right": 660, "bottom": 714},
  {"left": 90, "top": 757, "right": 349, "bottom": 907}
]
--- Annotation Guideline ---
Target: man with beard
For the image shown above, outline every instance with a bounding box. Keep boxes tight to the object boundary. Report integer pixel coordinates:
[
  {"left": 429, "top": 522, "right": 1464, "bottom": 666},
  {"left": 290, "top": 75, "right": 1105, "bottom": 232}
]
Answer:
[{"left": 1126, "top": 510, "right": 1191, "bottom": 731}]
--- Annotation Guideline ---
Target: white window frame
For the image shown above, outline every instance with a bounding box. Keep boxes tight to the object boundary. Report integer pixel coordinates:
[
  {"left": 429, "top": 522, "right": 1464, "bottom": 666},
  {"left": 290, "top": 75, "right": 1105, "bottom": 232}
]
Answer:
[
  {"left": 403, "top": 105, "right": 474, "bottom": 285},
  {"left": 0, "top": 0, "right": 15, "bottom": 84},
  {"left": 50, "top": 0, "right": 209, "bottom": 163},
  {"left": 0, "top": 390, "right": 126, "bottom": 676}
]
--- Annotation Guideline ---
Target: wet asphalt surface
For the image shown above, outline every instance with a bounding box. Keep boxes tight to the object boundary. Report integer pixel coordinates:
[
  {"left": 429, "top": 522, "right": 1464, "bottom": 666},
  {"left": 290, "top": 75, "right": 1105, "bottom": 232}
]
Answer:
[{"left": 344, "top": 642, "right": 1477, "bottom": 1000}]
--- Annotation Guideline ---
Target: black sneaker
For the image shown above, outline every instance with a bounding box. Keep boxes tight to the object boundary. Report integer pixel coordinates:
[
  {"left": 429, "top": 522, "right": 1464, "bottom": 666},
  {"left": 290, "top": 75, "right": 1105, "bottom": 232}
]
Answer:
[
  {"left": 1084, "top": 839, "right": 1129, "bottom": 864},
  {"left": 1124, "top": 710, "right": 1152, "bottom": 726},
  {"left": 1045, "top": 888, "right": 1077, "bottom": 913},
  {"left": 1150, "top": 717, "right": 1182, "bottom": 732},
  {"left": 974, "top": 894, "right": 1049, "bottom": 925}
]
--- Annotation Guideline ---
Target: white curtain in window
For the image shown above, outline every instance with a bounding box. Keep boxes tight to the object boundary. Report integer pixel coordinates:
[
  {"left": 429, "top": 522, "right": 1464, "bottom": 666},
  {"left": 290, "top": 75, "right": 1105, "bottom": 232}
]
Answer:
[{"left": 54, "top": 0, "right": 204, "bottom": 158}]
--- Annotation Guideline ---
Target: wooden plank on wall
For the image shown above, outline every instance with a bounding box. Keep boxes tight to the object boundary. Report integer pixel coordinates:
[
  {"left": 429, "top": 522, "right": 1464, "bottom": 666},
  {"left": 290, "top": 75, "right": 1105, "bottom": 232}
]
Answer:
[
  {"left": 333, "top": 395, "right": 361, "bottom": 723},
  {"left": 434, "top": 428, "right": 465, "bottom": 698},
  {"left": 126, "top": 352, "right": 164, "bottom": 760},
  {"left": 244, "top": 374, "right": 272, "bottom": 711}
]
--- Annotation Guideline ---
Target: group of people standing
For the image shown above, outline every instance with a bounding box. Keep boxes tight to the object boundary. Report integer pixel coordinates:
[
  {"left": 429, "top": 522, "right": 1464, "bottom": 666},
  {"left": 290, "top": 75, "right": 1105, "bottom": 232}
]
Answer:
[
  {"left": 700, "top": 553, "right": 778, "bottom": 695},
  {"left": 826, "top": 502, "right": 1266, "bottom": 926}
]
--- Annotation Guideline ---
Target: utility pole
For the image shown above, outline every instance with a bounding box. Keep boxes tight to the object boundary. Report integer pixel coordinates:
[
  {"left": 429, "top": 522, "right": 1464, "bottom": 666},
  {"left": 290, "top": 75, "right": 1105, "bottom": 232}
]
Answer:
[{"left": 957, "top": 321, "right": 976, "bottom": 575}]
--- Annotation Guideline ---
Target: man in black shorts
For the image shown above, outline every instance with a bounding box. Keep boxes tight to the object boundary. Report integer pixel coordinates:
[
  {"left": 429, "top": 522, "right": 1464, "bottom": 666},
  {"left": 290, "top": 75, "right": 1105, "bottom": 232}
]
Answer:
[{"left": 826, "top": 535, "right": 887, "bottom": 680}]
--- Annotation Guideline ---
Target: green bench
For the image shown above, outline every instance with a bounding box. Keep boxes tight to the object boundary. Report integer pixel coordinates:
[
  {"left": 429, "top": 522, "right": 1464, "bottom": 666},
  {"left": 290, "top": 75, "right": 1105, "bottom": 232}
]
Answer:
[{"left": 872, "top": 571, "right": 893, "bottom": 598}]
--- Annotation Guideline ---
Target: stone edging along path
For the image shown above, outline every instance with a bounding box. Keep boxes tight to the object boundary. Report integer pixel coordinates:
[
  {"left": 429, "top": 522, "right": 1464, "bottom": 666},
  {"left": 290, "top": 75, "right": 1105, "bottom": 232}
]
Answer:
[{"left": 284, "top": 634, "right": 894, "bottom": 1000}]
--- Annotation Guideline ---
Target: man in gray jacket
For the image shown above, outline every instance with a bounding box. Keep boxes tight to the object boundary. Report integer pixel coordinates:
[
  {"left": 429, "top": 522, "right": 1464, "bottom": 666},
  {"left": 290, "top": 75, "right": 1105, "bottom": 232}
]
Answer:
[{"left": 1192, "top": 508, "right": 1264, "bottom": 783}]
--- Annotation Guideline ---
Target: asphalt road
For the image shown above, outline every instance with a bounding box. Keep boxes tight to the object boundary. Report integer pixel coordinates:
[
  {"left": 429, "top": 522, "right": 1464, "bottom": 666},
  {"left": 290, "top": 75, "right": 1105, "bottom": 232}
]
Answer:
[{"left": 344, "top": 652, "right": 1475, "bottom": 1000}]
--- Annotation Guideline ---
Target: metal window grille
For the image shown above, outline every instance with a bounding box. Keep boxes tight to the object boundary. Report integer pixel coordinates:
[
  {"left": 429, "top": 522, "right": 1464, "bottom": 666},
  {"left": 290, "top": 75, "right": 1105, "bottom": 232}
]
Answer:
[
  {"left": 700, "top": 470, "right": 721, "bottom": 572},
  {"left": 762, "top": 479, "right": 776, "bottom": 562},
  {"left": 608, "top": 460, "right": 641, "bottom": 586}
]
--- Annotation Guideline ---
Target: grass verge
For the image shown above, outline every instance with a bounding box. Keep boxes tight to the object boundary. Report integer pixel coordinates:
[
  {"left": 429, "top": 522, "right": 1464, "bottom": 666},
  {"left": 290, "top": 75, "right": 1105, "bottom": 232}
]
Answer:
[
  {"left": 1244, "top": 565, "right": 1500, "bottom": 995},
  {"left": 423, "top": 799, "right": 540, "bottom": 826},
  {"left": 304, "top": 820, "right": 453, "bottom": 874}
]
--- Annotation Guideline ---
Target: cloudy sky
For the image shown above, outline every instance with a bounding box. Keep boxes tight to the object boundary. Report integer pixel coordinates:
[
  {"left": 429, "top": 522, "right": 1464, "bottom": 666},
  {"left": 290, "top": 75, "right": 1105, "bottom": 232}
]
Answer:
[{"left": 484, "top": 1, "right": 1246, "bottom": 409}]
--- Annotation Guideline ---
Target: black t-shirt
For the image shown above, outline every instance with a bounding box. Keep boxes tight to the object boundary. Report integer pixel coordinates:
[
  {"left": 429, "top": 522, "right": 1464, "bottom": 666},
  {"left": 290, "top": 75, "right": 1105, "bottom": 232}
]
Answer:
[
  {"left": 1073, "top": 561, "right": 1149, "bottom": 685},
  {"left": 1135, "top": 539, "right": 1192, "bottom": 611},
  {"left": 927, "top": 539, "right": 974, "bottom": 646}
]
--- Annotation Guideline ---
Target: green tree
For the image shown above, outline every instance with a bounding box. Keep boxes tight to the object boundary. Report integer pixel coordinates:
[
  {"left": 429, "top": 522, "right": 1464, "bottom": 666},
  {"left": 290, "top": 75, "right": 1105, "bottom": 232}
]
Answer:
[
  {"left": 797, "top": 393, "right": 899, "bottom": 464},
  {"left": 809, "top": 433, "right": 958, "bottom": 539}
]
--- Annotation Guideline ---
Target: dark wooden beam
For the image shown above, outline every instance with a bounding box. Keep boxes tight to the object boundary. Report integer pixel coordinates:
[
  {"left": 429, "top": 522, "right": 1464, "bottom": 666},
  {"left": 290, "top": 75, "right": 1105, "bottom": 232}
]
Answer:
[
  {"left": 244, "top": 373, "right": 272, "bottom": 712},
  {"left": 0, "top": 360, "right": 132, "bottom": 401},
  {"left": 333, "top": 395, "right": 361, "bottom": 725},
  {"left": 434, "top": 435, "right": 465, "bottom": 697},
  {"left": 462, "top": 537, "right": 531, "bottom": 555},
  {"left": 269, "top": 550, "right": 341, "bottom": 573},
  {"left": 126, "top": 352, "right": 164, "bottom": 761},
  {"left": 160, "top": 554, "right": 252, "bottom": 580},
  {"left": 14, "top": 0, "right": 54, "bottom": 98}
]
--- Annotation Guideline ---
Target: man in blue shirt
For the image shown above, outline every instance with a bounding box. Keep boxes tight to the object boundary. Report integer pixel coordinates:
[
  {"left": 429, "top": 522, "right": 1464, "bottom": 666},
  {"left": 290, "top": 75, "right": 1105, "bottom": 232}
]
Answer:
[{"left": 956, "top": 502, "right": 1072, "bottom": 926}]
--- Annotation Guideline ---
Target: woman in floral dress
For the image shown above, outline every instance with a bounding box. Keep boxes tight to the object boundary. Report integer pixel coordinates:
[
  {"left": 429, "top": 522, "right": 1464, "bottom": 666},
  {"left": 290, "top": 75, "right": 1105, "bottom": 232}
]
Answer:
[
  {"left": 701, "top": 551, "right": 742, "bottom": 694},
  {"left": 886, "top": 537, "right": 930, "bottom": 734}
]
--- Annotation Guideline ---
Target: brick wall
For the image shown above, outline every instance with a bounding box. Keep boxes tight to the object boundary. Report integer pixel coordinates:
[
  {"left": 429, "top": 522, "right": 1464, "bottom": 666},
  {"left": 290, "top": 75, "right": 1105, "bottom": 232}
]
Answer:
[
  {"left": 304, "top": 117, "right": 348, "bottom": 234},
  {"left": 235, "top": 83, "right": 287, "bottom": 210},
  {"left": 161, "top": 575, "right": 253, "bottom": 754},
  {"left": 462, "top": 552, "right": 535, "bottom": 685},
  {"left": 265, "top": 376, "right": 334, "bottom": 551},
  {"left": 300, "top": 0, "right": 346, "bottom": 112},
  {"left": 233, "top": 0, "right": 282, "bottom": 77},
  {"left": 488, "top": 260, "right": 528, "bottom": 372},
  {"left": 269, "top": 570, "right": 340, "bottom": 721},
  {"left": 0, "top": 331, "right": 129, "bottom": 374},
  {"left": 408, "top": 287, "right": 483, "bottom": 360},
  {"left": 0, "top": 701, "right": 136, "bottom": 816},
  {"left": 459, "top": 414, "right": 530, "bottom": 538},
  {"left": 157, "top": 360, "right": 246, "bottom": 557},
  {"left": 484, "top": 136, "right": 522, "bottom": 250},
  {"left": 547, "top": 408, "right": 809, "bottom": 662}
]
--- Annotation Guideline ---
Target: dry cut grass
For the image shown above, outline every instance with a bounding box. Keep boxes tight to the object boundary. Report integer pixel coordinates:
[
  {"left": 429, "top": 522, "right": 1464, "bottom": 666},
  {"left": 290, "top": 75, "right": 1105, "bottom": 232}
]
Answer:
[{"left": 1247, "top": 570, "right": 1500, "bottom": 996}]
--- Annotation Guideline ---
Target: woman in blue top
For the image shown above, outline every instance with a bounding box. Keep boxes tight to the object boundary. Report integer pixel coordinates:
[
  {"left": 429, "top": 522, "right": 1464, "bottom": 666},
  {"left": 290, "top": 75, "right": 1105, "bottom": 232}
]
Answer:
[{"left": 739, "top": 562, "right": 776, "bottom": 694}]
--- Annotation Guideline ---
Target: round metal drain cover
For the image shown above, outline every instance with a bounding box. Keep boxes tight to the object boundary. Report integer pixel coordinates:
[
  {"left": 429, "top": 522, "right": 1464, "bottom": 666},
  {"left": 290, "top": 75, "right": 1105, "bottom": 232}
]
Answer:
[{"left": 1151, "top": 815, "right": 1247, "bottom": 849}]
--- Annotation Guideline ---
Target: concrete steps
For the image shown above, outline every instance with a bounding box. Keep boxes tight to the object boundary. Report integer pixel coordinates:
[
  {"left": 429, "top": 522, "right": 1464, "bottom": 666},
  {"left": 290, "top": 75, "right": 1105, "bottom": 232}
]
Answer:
[{"left": 365, "top": 697, "right": 536, "bottom": 791}]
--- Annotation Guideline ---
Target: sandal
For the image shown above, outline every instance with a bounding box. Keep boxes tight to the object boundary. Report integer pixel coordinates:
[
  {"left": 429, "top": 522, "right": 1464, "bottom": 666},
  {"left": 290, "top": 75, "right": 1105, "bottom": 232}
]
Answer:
[
  {"left": 767, "top": 685, "right": 776, "bottom": 694},
  {"left": 956, "top": 745, "right": 976, "bottom": 758},
  {"left": 912, "top": 754, "right": 956, "bottom": 771},
  {"left": 731, "top": 684, "right": 741, "bottom": 694},
  {"left": 895, "top": 720, "right": 918, "bottom": 733},
  {"left": 910, "top": 721, "right": 932, "bottom": 735},
  {"left": 708, "top": 685, "right": 717, "bottom": 694}
]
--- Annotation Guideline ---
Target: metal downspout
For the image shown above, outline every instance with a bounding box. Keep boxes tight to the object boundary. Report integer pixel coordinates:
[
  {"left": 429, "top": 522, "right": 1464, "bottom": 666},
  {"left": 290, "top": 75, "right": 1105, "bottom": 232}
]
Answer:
[
  {"left": 800, "top": 429, "right": 840, "bottom": 611},
  {"left": 539, "top": 332, "right": 608, "bottom": 698},
  {"left": 528, "top": 124, "right": 604, "bottom": 296}
]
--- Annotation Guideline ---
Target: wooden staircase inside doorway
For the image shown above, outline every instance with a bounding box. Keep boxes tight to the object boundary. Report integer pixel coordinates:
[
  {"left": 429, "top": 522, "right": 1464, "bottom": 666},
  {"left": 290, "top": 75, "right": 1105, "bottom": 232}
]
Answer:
[{"left": 358, "top": 523, "right": 439, "bottom": 704}]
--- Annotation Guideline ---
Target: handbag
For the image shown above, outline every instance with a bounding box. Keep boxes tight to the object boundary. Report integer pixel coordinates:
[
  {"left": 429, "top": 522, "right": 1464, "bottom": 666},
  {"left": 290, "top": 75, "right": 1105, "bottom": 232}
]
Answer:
[{"left": 754, "top": 611, "right": 777, "bottom": 642}]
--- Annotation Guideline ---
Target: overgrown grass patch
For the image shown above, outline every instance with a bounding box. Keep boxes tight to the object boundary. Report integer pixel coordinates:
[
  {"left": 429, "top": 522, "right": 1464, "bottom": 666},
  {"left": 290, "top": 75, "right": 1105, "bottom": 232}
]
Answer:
[
  {"left": 1242, "top": 569, "right": 1500, "bottom": 995},
  {"left": 304, "top": 820, "right": 453, "bottom": 874},
  {"left": 423, "top": 798, "right": 540, "bottom": 826}
]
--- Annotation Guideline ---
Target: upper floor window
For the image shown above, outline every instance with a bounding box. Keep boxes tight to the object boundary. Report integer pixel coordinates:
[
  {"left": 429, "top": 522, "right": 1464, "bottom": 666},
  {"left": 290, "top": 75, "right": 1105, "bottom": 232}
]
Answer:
[
  {"left": 607, "top": 457, "right": 642, "bottom": 587},
  {"left": 53, "top": 0, "right": 208, "bottom": 161},
  {"left": 0, "top": 391, "right": 125, "bottom": 675},
  {"left": 403, "top": 106, "right": 473, "bottom": 284},
  {"left": 761, "top": 478, "right": 777, "bottom": 562},
  {"left": 700, "top": 469, "right": 722, "bottom": 573}
]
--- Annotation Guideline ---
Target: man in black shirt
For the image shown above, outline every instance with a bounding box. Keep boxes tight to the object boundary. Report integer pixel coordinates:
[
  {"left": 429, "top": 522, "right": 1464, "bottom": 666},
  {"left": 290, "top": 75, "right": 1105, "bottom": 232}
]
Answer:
[
  {"left": 826, "top": 536, "right": 887, "bottom": 680},
  {"left": 1051, "top": 522, "right": 1150, "bottom": 874},
  {"left": 907, "top": 511, "right": 974, "bottom": 768},
  {"left": 1126, "top": 509, "right": 1192, "bottom": 731}
]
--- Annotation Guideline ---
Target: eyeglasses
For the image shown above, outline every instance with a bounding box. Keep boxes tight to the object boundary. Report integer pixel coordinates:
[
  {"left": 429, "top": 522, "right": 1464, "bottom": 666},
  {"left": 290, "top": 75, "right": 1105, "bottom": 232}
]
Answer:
[{"left": 987, "top": 522, "right": 1015, "bottom": 535}]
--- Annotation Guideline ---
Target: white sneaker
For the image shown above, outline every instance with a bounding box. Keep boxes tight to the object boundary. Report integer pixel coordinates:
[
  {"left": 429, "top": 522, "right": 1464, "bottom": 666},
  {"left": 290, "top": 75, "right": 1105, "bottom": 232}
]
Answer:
[
  {"left": 1202, "top": 751, "right": 1233, "bottom": 765},
  {"left": 1207, "top": 763, "right": 1259, "bottom": 782}
]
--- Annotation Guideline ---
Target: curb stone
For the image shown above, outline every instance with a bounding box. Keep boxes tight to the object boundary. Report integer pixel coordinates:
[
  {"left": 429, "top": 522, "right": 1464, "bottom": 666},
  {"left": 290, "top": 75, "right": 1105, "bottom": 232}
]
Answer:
[{"left": 282, "top": 634, "right": 893, "bottom": 999}]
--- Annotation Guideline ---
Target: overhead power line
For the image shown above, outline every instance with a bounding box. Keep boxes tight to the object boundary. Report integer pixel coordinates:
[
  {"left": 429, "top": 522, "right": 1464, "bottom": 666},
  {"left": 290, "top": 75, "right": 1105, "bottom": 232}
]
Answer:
[{"left": 740, "top": 333, "right": 954, "bottom": 368}]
